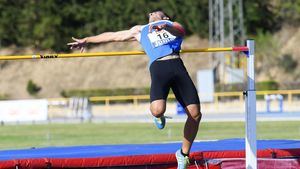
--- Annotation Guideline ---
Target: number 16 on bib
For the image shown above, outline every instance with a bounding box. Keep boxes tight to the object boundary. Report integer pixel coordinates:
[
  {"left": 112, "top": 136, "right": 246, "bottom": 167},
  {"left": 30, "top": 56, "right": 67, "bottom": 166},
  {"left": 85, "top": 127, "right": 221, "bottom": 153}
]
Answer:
[{"left": 147, "top": 30, "right": 176, "bottom": 48}]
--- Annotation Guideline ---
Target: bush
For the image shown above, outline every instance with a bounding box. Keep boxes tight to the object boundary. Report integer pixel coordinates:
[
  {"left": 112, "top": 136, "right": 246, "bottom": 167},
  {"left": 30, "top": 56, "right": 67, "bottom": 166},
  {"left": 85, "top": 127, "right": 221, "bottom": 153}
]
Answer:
[
  {"left": 61, "top": 87, "right": 151, "bottom": 97},
  {"left": 215, "top": 81, "right": 279, "bottom": 92},
  {"left": 215, "top": 83, "right": 244, "bottom": 92},
  {"left": 2, "top": 0, "right": 297, "bottom": 51},
  {"left": 0, "top": 0, "right": 209, "bottom": 51},
  {"left": 26, "top": 80, "right": 41, "bottom": 96},
  {"left": 256, "top": 81, "right": 279, "bottom": 91},
  {"left": 279, "top": 54, "right": 298, "bottom": 73},
  {"left": 0, "top": 94, "right": 9, "bottom": 100},
  {"left": 61, "top": 87, "right": 177, "bottom": 98}
]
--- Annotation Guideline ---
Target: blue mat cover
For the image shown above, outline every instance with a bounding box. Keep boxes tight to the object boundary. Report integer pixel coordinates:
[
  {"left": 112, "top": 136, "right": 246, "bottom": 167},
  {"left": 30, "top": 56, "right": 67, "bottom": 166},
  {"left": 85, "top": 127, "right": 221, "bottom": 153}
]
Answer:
[{"left": 1, "top": 139, "right": 299, "bottom": 161}]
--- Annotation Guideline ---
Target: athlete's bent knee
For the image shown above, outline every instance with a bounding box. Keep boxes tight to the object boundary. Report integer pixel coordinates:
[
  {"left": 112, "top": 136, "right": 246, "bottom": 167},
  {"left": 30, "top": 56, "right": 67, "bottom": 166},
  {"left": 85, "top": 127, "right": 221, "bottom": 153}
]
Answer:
[
  {"left": 194, "top": 111, "right": 202, "bottom": 122},
  {"left": 150, "top": 105, "right": 165, "bottom": 118},
  {"left": 186, "top": 104, "right": 202, "bottom": 122},
  {"left": 190, "top": 110, "right": 201, "bottom": 122}
]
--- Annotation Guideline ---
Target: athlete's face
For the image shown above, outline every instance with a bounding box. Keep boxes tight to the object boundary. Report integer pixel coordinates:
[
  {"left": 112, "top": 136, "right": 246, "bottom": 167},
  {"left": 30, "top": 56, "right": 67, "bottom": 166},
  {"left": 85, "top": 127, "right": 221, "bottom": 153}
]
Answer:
[{"left": 148, "top": 11, "right": 165, "bottom": 23}]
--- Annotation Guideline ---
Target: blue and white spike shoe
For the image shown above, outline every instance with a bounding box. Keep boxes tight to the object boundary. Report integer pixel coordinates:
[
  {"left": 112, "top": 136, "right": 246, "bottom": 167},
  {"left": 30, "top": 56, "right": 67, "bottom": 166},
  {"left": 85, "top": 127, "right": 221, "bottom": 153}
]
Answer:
[
  {"left": 175, "top": 149, "right": 190, "bottom": 169},
  {"left": 154, "top": 116, "right": 166, "bottom": 130}
]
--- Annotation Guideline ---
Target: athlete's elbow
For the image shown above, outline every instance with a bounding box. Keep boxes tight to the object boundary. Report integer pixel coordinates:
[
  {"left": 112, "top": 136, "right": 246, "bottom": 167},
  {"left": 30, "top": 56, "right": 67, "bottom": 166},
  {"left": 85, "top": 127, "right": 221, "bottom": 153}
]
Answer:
[
  {"left": 178, "top": 31, "right": 186, "bottom": 37},
  {"left": 172, "top": 30, "right": 185, "bottom": 37},
  {"left": 175, "top": 27, "right": 186, "bottom": 37},
  {"left": 173, "top": 22, "right": 186, "bottom": 36}
]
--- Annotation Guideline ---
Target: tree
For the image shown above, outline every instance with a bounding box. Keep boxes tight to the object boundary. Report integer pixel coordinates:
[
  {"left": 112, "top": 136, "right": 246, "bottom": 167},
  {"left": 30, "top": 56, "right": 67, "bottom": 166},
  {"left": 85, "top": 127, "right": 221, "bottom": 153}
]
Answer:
[{"left": 27, "top": 80, "right": 41, "bottom": 96}]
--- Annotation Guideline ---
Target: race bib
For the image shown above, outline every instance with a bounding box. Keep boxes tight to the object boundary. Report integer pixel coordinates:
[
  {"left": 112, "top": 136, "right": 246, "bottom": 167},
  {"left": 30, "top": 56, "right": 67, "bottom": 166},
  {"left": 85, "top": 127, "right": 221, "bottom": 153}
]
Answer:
[{"left": 147, "top": 30, "right": 176, "bottom": 48}]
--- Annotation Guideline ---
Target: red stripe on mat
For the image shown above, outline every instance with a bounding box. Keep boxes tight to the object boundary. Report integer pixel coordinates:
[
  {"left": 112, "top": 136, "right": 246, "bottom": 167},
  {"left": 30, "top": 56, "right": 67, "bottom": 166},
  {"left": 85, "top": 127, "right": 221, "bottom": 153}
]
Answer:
[{"left": 1, "top": 149, "right": 299, "bottom": 169}]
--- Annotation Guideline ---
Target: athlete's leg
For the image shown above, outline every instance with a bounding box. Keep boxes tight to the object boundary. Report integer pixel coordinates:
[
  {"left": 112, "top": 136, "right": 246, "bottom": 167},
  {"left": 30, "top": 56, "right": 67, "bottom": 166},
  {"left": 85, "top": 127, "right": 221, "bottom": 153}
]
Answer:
[
  {"left": 170, "top": 59, "right": 202, "bottom": 156},
  {"left": 175, "top": 103, "right": 201, "bottom": 169},
  {"left": 182, "top": 103, "right": 202, "bottom": 154},
  {"left": 149, "top": 60, "right": 171, "bottom": 129},
  {"left": 150, "top": 99, "right": 166, "bottom": 118}
]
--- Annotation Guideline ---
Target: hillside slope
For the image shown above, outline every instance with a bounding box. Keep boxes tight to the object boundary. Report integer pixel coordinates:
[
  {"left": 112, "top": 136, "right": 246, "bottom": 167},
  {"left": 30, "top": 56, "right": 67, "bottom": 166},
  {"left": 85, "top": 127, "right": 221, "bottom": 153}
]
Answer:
[
  {"left": 0, "top": 36, "right": 210, "bottom": 99},
  {"left": 0, "top": 26, "right": 299, "bottom": 99}
]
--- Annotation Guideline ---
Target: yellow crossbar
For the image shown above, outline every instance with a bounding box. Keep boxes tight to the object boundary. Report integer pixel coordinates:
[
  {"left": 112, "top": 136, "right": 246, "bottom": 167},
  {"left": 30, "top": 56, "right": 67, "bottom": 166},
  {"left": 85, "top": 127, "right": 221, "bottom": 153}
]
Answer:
[{"left": 0, "top": 47, "right": 242, "bottom": 61}]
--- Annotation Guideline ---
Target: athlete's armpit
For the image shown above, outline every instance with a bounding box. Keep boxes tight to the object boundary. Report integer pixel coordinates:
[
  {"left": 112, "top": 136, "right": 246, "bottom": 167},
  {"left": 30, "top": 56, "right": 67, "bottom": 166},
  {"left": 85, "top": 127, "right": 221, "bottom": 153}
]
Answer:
[{"left": 130, "top": 25, "right": 142, "bottom": 42}]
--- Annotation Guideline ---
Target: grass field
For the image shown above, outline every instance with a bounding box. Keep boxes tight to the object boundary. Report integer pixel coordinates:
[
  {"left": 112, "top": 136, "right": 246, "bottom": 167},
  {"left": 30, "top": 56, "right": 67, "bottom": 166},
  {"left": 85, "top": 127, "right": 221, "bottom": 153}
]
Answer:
[{"left": 0, "top": 121, "right": 299, "bottom": 150}]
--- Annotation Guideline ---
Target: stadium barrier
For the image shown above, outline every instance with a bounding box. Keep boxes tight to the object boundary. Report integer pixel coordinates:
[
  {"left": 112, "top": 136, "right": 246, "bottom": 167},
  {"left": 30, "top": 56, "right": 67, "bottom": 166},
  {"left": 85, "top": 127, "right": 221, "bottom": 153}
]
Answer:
[{"left": 84, "top": 89, "right": 300, "bottom": 106}]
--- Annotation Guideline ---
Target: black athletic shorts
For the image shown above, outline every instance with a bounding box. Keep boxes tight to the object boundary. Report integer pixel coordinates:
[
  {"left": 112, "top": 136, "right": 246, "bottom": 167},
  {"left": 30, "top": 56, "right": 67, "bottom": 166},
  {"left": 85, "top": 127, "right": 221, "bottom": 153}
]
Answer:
[{"left": 149, "top": 58, "right": 200, "bottom": 107}]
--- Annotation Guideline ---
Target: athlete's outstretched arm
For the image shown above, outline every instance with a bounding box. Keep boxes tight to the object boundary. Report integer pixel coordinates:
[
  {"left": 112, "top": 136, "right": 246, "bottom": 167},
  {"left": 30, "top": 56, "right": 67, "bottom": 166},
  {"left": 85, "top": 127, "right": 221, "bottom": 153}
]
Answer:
[{"left": 67, "top": 25, "right": 141, "bottom": 52}]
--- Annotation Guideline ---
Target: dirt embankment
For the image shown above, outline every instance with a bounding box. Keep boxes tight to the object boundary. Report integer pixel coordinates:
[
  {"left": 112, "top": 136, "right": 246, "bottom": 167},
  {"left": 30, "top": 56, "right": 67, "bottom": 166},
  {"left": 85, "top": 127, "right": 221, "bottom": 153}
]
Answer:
[
  {"left": 0, "top": 36, "right": 210, "bottom": 99},
  {"left": 0, "top": 26, "right": 299, "bottom": 99}
]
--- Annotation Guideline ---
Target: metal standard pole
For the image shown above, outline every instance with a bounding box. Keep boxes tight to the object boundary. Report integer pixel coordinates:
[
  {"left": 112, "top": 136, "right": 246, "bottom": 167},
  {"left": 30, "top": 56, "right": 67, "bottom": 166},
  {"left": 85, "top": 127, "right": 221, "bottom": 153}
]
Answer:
[
  {"left": 209, "top": 0, "right": 214, "bottom": 68},
  {"left": 219, "top": 0, "right": 225, "bottom": 83},
  {"left": 209, "top": 0, "right": 213, "bottom": 47},
  {"left": 245, "top": 39, "right": 257, "bottom": 169},
  {"left": 239, "top": 0, "right": 246, "bottom": 43},
  {"left": 228, "top": 0, "right": 234, "bottom": 66}
]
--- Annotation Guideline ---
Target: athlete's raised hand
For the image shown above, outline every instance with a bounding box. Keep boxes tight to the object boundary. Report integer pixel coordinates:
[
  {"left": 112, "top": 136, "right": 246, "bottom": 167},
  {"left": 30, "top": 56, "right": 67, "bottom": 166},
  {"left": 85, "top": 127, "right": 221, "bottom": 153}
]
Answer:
[
  {"left": 149, "top": 24, "right": 168, "bottom": 32},
  {"left": 67, "top": 37, "right": 87, "bottom": 53}
]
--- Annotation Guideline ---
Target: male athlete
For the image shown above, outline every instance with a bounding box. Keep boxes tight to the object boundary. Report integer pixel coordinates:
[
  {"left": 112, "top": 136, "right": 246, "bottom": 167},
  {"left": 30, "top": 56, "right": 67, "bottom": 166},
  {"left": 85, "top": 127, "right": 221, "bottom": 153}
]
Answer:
[{"left": 68, "top": 10, "right": 202, "bottom": 169}]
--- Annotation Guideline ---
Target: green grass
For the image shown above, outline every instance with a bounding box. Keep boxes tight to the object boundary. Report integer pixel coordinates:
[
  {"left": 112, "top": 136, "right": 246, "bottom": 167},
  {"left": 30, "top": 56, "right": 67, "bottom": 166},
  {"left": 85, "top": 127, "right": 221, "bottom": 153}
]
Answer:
[{"left": 0, "top": 121, "right": 299, "bottom": 150}]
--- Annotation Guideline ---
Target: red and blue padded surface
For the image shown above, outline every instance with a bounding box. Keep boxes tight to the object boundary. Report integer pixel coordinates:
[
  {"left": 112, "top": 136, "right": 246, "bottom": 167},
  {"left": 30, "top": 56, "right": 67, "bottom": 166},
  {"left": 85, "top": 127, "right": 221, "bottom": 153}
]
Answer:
[{"left": 0, "top": 138, "right": 300, "bottom": 169}]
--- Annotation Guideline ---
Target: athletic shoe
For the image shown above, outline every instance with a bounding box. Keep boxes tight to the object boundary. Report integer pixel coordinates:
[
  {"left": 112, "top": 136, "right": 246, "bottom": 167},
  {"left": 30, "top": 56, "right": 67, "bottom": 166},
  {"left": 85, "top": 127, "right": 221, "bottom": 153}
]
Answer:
[
  {"left": 175, "top": 149, "right": 190, "bottom": 169},
  {"left": 154, "top": 116, "right": 166, "bottom": 129}
]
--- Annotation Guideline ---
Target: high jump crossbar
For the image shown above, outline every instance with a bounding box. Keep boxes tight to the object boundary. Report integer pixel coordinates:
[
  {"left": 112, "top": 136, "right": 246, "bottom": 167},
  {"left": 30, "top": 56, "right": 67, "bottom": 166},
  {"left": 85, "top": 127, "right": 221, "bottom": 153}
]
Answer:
[
  {"left": 0, "top": 46, "right": 248, "bottom": 60},
  {"left": 0, "top": 40, "right": 257, "bottom": 169}
]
